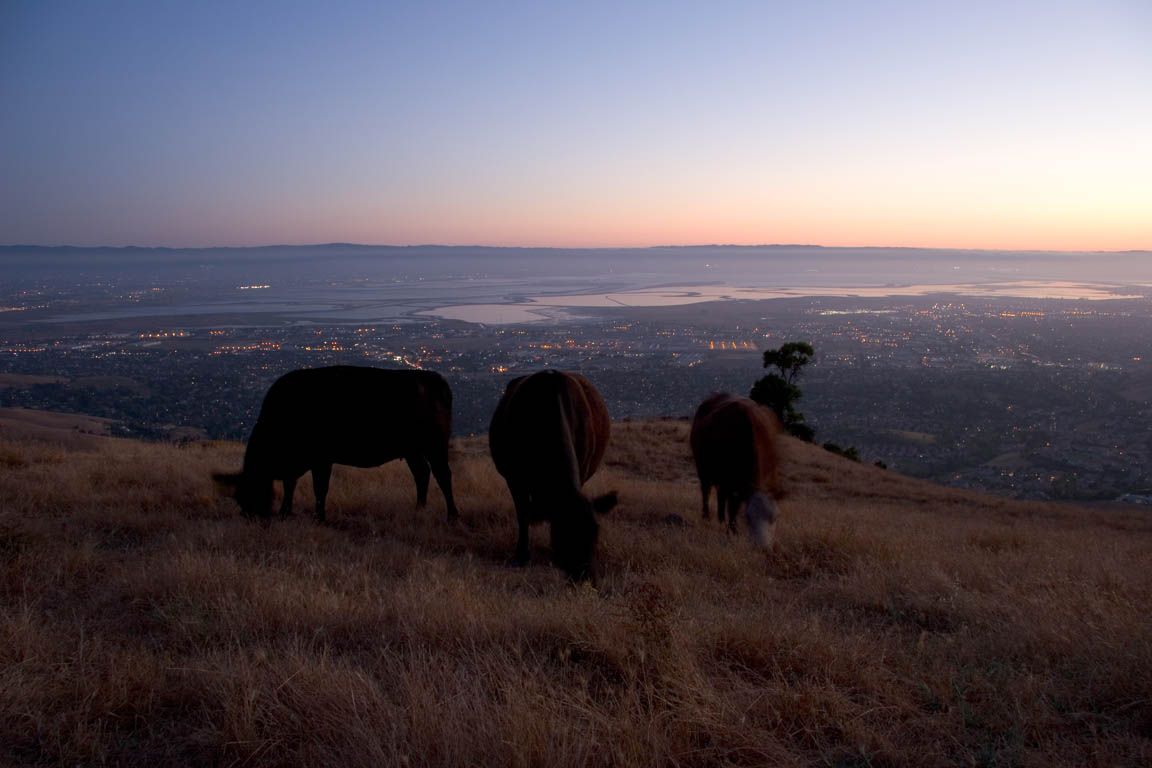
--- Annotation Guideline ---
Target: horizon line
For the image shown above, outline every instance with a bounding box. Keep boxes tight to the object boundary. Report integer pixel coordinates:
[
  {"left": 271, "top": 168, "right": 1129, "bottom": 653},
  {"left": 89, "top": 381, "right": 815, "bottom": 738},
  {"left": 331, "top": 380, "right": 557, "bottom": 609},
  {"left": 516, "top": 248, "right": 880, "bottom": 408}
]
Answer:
[{"left": 3, "top": 242, "right": 1150, "bottom": 255}]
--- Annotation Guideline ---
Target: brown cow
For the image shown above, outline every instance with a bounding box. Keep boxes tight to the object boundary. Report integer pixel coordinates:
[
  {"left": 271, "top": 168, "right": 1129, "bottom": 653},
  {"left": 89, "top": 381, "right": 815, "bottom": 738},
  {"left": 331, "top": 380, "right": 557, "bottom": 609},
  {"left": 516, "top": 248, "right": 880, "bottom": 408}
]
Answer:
[
  {"left": 489, "top": 370, "right": 617, "bottom": 581},
  {"left": 215, "top": 366, "right": 458, "bottom": 523},
  {"left": 690, "top": 393, "right": 781, "bottom": 547}
]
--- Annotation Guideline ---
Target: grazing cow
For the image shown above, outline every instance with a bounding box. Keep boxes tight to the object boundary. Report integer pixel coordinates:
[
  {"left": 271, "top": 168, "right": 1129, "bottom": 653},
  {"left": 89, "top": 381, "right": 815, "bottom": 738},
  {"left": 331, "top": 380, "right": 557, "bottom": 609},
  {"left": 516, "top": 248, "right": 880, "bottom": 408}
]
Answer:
[
  {"left": 489, "top": 370, "right": 617, "bottom": 581},
  {"left": 215, "top": 366, "right": 458, "bottom": 523},
  {"left": 690, "top": 393, "right": 781, "bottom": 547}
]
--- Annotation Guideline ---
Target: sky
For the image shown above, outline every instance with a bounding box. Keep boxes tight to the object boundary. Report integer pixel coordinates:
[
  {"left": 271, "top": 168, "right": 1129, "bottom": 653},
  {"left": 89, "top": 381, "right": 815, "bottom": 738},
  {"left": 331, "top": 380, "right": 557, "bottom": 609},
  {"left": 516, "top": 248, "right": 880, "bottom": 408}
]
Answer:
[{"left": 1, "top": 0, "right": 1149, "bottom": 250}]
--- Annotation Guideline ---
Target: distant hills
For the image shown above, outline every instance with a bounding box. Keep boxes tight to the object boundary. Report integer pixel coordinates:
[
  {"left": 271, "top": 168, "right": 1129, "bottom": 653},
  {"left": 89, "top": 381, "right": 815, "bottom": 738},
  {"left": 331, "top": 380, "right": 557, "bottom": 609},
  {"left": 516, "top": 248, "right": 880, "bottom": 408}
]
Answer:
[
  {"left": 2, "top": 243, "right": 1148, "bottom": 272},
  {"left": 4, "top": 242, "right": 1149, "bottom": 255}
]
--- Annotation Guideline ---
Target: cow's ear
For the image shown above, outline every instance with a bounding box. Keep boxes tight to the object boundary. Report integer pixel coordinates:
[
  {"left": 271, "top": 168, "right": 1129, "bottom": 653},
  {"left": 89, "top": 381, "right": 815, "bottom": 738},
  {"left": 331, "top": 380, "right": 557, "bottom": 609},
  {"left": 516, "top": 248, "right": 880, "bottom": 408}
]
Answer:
[
  {"left": 213, "top": 473, "right": 241, "bottom": 496},
  {"left": 592, "top": 491, "right": 618, "bottom": 515}
]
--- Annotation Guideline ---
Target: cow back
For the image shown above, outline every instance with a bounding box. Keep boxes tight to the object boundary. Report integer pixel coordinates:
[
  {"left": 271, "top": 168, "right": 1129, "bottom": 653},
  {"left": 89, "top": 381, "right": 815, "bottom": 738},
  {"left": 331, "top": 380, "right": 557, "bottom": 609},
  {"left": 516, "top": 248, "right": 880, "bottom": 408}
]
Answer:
[
  {"left": 489, "top": 370, "right": 610, "bottom": 494},
  {"left": 691, "top": 393, "right": 780, "bottom": 496},
  {"left": 253, "top": 366, "right": 452, "bottom": 470}
]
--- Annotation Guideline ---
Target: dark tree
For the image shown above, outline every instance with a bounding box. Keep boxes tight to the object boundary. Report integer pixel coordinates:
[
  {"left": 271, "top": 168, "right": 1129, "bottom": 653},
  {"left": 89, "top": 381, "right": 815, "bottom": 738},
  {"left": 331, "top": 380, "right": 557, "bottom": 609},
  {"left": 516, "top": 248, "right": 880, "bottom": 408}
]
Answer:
[
  {"left": 749, "top": 374, "right": 802, "bottom": 421},
  {"left": 761, "top": 342, "right": 814, "bottom": 384},
  {"left": 750, "top": 341, "right": 815, "bottom": 440}
]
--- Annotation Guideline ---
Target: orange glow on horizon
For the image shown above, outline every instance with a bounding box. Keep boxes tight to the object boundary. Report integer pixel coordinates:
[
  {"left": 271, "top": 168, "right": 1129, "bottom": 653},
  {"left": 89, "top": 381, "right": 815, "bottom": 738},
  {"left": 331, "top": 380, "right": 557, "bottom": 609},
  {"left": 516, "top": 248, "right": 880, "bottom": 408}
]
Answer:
[
  {"left": 280, "top": 216, "right": 1150, "bottom": 253},
  {"left": 246, "top": 182, "right": 1151, "bottom": 253}
]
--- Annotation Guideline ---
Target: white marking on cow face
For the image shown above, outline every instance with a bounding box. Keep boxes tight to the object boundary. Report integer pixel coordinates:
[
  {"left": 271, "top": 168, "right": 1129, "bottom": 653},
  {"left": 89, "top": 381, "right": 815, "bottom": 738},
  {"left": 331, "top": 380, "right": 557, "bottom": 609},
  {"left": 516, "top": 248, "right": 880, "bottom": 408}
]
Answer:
[{"left": 745, "top": 491, "right": 779, "bottom": 548}]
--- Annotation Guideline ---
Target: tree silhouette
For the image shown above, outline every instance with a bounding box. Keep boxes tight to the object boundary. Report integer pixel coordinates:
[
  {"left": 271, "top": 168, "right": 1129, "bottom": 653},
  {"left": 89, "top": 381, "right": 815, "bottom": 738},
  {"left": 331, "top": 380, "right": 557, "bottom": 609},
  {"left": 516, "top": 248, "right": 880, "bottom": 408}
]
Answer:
[
  {"left": 750, "top": 341, "right": 815, "bottom": 441},
  {"left": 761, "top": 341, "right": 813, "bottom": 384}
]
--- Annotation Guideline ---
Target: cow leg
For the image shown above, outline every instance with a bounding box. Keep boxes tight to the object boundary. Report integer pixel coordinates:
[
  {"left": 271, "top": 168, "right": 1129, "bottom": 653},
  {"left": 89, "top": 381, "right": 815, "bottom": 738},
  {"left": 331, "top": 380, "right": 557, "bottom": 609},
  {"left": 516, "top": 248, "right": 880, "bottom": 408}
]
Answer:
[
  {"left": 726, "top": 494, "right": 742, "bottom": 534},
  {"left": 510, "top": 485, "right": 532, "bottom": 565},
  {"left": 700, "top": 482, "right": 712, "bottom": 521},
  {"left": 428, "top": 455, "right": 459, "bottom": 522},
  {"left": 406, "top": 456, "right": 431, "bottom": 507},
  {"left": 312, "top": 463, "right": 333, "bottom": 523},
  {"left": 279, "top": 476, "right": 297, "bottom": 517},
  {"left": 716, "top": 486, "right": 728, "bottom": 525}
]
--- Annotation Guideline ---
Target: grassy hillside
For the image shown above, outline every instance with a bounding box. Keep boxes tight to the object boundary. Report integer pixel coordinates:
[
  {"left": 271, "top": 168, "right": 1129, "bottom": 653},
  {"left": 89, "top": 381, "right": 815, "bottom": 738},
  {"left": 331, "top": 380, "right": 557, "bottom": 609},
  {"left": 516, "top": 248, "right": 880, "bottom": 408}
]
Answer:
[{"left": 1, "top": 412, "right": 1150, "bottom": 766}]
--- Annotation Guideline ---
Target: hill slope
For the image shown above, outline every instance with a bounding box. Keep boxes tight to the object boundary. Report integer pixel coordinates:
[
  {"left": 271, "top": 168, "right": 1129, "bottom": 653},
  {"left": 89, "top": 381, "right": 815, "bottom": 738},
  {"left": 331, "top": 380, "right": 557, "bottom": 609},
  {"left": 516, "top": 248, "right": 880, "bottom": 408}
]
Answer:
[{"left": 1, "top": 416, "right": 1150, "bottom": 766}]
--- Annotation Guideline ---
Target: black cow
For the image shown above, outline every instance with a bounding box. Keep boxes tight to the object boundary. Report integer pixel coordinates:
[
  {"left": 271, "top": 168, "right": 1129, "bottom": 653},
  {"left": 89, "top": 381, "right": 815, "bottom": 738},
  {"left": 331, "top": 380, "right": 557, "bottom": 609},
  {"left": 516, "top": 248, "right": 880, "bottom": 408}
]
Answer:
[
  {"left": 489, "top": 370, "right": 617, "bottom": 581},
  {"left": 215, "top": 366, "right": 458, "bottom": 523}
]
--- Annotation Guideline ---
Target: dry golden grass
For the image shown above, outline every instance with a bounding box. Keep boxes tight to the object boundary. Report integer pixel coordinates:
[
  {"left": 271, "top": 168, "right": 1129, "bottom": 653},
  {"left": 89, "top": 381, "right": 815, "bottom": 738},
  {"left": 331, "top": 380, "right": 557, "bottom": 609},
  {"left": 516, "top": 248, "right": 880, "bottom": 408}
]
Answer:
[
  {"left": 1, "top": 417, "right": 1150, "bottom": 766},
  {"left": 0, "top": 407, "right": 116, "bottom": 448}
]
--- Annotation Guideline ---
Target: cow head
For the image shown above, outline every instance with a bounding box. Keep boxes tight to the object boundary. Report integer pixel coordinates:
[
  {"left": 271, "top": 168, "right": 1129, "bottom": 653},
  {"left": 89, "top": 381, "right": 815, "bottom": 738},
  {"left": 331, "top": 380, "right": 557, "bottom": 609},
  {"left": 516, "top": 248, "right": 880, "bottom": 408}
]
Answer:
[
  {"left": 550, "top": 491, "right": 618, "bottom": 582},
  {"left": 213, "top": 471, "right": 274, "bottom": 518},
  {"left": 744, "top": 491, "right": 779, "bottom": 548}
]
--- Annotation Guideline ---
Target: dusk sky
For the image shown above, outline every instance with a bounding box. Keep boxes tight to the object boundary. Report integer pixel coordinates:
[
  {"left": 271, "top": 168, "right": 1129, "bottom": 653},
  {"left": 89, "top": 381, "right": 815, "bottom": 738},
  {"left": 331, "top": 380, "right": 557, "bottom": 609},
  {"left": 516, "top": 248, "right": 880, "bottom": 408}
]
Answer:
[{"left": 2, "top": 0, "right": 1149, "bottom": 250}]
